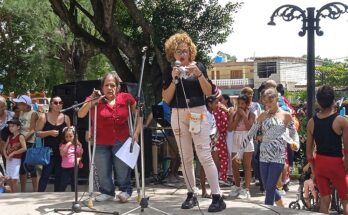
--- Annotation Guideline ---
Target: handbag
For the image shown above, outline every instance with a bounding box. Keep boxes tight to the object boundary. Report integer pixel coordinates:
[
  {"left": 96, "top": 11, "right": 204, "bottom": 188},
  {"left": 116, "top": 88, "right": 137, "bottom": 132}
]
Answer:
[{"left": 24, "top": 139, "right": 51, "bottom": 166}]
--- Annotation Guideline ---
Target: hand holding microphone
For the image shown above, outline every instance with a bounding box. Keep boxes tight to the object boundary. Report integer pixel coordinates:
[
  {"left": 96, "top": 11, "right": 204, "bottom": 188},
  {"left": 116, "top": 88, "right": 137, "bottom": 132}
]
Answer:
[{"left": 90, "top": 88, "right": 105, "bottom": 105}]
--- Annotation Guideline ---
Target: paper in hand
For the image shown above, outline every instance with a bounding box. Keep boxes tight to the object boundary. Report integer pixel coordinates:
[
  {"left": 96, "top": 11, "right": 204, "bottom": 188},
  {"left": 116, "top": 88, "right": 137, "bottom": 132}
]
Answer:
[{"left": 115, "top": 137, "right": 140, "bottom": 169}]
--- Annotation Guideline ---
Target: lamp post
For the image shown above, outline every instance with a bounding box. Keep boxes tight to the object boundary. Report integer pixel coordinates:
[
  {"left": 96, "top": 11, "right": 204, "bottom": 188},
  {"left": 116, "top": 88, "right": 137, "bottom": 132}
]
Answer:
[{"left": 268, "top": 2, "right": 348, "bottom": 119}]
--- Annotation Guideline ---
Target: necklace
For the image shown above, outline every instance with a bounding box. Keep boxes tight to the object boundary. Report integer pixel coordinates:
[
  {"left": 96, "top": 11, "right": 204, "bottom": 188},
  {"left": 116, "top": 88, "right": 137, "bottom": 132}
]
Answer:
[{"left": 267, "top": 108, "right": 280, "bottom": 117}]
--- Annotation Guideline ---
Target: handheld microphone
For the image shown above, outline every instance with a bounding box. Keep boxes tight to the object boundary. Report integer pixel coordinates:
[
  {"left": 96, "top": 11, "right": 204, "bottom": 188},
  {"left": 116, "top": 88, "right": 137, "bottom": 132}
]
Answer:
[{"left": 175, "top": 60, "right": 181, "bottom": 67}]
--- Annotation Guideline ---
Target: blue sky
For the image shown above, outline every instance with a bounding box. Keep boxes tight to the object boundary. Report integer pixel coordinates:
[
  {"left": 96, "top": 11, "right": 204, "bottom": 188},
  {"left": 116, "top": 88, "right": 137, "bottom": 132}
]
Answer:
[{"left": 212, "top": 0, "right": 348, "bottom": 61}]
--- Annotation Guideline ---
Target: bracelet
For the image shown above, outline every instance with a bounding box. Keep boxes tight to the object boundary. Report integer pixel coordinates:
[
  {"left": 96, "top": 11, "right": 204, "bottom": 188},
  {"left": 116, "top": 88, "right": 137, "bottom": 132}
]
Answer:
[{"left": 197, "top": 73, "right": 203, "bottom": 78}]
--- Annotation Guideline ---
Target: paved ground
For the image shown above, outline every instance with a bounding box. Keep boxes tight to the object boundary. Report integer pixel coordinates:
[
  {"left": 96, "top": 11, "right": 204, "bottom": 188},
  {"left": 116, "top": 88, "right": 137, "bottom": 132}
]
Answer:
[{"left": 0, "top": 176, "right": 326, "bottom": 215}]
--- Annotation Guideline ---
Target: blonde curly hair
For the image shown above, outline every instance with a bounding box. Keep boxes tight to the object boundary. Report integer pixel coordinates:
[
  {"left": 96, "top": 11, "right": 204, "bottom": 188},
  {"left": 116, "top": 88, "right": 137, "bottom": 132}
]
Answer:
[{"left": 164, "top": 32, "right": 197, "bottom": 62}]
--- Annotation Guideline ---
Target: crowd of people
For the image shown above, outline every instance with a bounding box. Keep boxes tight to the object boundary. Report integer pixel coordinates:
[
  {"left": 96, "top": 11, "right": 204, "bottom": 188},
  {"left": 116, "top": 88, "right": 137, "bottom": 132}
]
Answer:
[{"left": 0, "top": 31, "right": 347, "bottom": 215}]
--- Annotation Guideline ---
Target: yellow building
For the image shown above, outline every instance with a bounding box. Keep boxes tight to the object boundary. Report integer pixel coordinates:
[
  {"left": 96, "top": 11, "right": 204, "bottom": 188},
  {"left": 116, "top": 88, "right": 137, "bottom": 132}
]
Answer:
[{"left": 208, "top": 61, "right": 254, "bottom": 95}]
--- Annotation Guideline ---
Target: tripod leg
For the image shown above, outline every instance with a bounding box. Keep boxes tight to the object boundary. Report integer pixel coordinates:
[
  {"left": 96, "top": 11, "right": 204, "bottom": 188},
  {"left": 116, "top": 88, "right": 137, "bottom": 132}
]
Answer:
[{"left": 134, "top": 164, "right": 141, "bottom": 202}]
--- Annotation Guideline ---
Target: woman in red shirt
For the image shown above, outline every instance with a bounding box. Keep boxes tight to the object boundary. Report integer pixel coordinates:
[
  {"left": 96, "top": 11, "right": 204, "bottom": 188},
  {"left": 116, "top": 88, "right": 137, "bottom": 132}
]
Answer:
[{"left": 78, "top": 73, "right": 140, "bottom": 203}]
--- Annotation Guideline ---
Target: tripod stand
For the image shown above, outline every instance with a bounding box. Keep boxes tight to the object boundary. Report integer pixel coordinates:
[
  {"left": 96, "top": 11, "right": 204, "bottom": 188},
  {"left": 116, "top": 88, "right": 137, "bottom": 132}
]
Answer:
[
  {"left": 54, "top": 99, "right": 118, "bottom": 215},
  {"left": 122, "top": 47, "right": 170, "bottom": 215}
]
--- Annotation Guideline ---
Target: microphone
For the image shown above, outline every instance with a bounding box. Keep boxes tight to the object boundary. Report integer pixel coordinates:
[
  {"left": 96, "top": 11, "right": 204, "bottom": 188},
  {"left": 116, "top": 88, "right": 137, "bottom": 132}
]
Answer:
[
  {"left": 175, "top": 60, "right": 181, "bottom": 67},
  {"left": 174, "top": 60, "right": 181, "bottom": 83},
  {"left": 141, "top": 46, "right": 148, "bottom": 53}
]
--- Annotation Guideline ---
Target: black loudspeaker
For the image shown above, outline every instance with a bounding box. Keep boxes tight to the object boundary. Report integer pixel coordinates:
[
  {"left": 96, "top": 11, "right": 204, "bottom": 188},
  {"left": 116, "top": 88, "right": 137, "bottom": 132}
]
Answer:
[
  {"left": 52, "top": 80, "right": 101, "bottom": 179},
  {"left": 120, "top": 82, "right": 144, "bottom": 102},
  {"left": 142, "top": 128, "right": 153, "bottom": 177}
]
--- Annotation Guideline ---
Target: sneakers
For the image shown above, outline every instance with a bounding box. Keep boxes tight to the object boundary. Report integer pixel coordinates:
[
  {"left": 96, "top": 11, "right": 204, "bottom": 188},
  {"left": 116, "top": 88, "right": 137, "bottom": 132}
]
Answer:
[
  {"left": 117, "top": 192, "right": 131, "bottom": 203},
  {"left": 95, "top": 194, "right": 114, "bottom": 202},
  {"left": 228, "top": 185, "right": 241, "bottom": 197},
  {"left": 208, "top": 194, "right": 226, "bottom": 212},
  {"left": 181, "top": 192, "right": 198, "bottom": 209},
  {"left": 238, "top": 189, "right": 251, "bottom": 200}
]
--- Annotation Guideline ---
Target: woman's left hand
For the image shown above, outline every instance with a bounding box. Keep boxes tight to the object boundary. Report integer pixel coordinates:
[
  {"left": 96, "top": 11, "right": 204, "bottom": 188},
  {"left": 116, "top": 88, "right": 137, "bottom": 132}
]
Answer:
[
  {"left": 186, "top": 63, "right": 202, "bottom": 78},
  {"left": 133, "top": 132, "right": 140, "bottom": 144}
]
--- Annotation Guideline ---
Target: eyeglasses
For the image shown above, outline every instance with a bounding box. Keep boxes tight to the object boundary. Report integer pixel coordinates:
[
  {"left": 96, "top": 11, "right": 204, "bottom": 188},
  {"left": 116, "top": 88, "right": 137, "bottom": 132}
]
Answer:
[
  {"left": 175, "top": 49, "right": 189, "bottom": 55},
  {"left": 53, "top": 101, "right": 63, "bottom": 105}
]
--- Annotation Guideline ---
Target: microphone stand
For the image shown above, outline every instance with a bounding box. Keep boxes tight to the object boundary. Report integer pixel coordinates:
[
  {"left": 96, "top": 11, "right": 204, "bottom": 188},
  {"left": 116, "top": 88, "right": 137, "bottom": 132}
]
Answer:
[
  {"left": 54, "top": 97, "right": 118, "bottom": 215},
  {"left": 122, "top": 47, "right": 170, "bottom": 215}
]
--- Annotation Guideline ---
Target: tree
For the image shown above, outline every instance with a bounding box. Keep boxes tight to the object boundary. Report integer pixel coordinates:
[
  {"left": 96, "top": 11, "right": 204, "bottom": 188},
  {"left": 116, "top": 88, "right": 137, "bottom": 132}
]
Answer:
[
  {"left": 216, "top": 51, "right": 237, "bottom": 62},
  {"left": 315, "top": 62, "right": 348, "bottom": 87},
  {"left": 49, "top": 0, "right": 242, "bottom": 103},
  {"left": 0, "top": 0, "right": 110, "bottom": 94},
  {"left": 0, "top": 5, "right": 45, "bottom": 93}
]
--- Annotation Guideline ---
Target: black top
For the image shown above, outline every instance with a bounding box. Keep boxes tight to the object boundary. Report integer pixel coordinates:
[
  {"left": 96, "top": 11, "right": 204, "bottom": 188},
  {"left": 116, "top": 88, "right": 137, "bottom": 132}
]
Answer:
[
  {"left": 162, "top": 62, "right": 209, "bottom": 108},
  {"left": 313, "top": 113, "right": 342, "bottom": 157},
  {"left": 43, "top": 114, "right": 67, "bottom": 157}
]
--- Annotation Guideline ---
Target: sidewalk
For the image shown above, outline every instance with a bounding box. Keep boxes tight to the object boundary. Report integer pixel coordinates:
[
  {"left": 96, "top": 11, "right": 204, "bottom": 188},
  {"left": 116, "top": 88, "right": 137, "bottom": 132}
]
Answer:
[{"left": 0, "top": 179, "right": 321, "bottom": 215}]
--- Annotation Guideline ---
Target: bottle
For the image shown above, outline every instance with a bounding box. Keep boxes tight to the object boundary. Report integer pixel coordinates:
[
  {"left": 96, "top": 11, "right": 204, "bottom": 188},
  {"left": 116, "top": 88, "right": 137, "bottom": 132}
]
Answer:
[{"left": 340, "top": 107, "right": 346, "bottom": 116}]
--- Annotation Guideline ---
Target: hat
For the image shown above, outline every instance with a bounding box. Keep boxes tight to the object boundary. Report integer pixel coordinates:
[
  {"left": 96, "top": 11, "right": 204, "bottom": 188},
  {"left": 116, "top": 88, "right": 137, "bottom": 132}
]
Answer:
[
  {"left": 7, "top": 118, "right": 21, "bottom": 126},
  {"left": 13, "top": 95, "right": 32, "bottom": 106}
]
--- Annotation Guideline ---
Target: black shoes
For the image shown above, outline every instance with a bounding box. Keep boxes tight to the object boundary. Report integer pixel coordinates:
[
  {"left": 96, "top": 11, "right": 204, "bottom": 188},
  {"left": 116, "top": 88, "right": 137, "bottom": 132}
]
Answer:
[
  {"left": 208, "top": 194, "right": 226, "bottom": 213},
  {"left": 181, "top": 192, "right": 198, "bottom": 209},
  {"left": 181, "top": 192, "right": 226, "bottom": 212}
]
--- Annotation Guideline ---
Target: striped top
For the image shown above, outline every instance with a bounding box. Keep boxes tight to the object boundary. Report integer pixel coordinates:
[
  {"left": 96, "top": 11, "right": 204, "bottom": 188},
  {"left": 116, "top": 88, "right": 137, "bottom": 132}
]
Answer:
[{"left": 237, "top": 116, "right": 299, "bottom": 164}]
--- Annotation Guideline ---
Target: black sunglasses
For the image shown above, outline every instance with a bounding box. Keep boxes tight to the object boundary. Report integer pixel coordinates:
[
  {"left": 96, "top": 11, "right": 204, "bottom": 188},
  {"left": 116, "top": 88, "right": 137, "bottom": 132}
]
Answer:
[{"left": 53, "top": 101, "right": 63, "bottom": 105}]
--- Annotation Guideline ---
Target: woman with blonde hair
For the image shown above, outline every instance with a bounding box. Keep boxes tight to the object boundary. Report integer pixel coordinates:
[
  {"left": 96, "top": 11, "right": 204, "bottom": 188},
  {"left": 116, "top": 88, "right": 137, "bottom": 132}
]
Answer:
[{"left": 162, "top": 32, "right": 225, "bottom": 212}]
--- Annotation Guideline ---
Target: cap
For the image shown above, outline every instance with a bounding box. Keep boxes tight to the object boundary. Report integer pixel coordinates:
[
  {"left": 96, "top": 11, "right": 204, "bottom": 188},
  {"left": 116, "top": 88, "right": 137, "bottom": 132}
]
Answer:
[
  {"left": 13, "top": 95, "right": 32, "bottom": 106},
  {"left": 7, "top": 118, "right": 21, "bottom": 126}
]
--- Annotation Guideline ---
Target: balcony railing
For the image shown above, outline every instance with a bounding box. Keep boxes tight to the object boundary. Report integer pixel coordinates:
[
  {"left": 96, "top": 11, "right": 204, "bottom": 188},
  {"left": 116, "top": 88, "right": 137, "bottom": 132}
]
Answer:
[{"left": 211, "top": 78, "right": 253, "bottom": 86}]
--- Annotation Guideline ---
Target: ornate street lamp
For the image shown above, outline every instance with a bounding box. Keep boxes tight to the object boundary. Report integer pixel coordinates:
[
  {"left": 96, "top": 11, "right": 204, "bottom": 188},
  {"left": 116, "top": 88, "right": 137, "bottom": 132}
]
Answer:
[{"left": 268, "top": 2, "right": 348, "bottom": 119}]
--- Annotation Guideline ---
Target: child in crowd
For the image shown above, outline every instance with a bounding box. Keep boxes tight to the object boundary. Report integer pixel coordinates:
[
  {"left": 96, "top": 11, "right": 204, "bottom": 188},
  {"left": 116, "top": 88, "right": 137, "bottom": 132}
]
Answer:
[
  {"left": 0, "top": 172, "right": 11, "bottom": 193},
  {"left": 2, "top": 119, "right": 27, "bottom": 192},
  {"left": 59, "top": 126, "right": 83, "bottom": 192},
  {"left": 302, "top": 163, "right": 318, "bottom": 209},
  {"left": 229, "top": 95, "right": 255, "bottom": 200},
  {"left": 200, "top": 96, "right": 220, "bottom": 198},
  {"left": 14, "top": 95, "right": 38, "bottom": 192}
]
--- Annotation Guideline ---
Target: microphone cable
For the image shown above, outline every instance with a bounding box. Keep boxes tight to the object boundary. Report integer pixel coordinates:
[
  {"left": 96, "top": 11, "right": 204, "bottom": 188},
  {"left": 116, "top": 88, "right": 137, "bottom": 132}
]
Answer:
[{"left": 174, "top": 77, "right": 205, "bottom": 215}]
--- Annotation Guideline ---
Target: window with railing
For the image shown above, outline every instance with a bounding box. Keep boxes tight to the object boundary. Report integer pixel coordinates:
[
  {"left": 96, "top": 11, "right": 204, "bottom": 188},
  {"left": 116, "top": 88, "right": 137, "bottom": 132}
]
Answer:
[{"left": 257, "top": 62, "right": 277, "bottom": 78}]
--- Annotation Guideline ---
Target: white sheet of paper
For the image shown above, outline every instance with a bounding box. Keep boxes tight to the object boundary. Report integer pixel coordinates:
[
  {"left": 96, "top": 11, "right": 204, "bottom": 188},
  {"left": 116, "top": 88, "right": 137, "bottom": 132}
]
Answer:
[{"left": 115, "top": 137, "right": 140, "bottom": 169}]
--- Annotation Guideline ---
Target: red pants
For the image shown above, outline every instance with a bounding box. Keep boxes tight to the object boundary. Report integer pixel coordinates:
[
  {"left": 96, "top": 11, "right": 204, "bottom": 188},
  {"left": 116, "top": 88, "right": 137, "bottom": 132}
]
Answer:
[
  {"left": 216, "top": 133, "right": 228, "bottom": 182},
  {"left": 314, "top": 154, "right": 348, "bottom": 200}
]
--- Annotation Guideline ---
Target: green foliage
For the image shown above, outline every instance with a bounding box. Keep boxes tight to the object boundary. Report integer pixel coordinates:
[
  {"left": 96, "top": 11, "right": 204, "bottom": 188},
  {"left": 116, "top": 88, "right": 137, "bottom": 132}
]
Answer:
[
  {"left": 85, "top": 54, "right": 113, "bottom": 80},
  {"left": 316, "top": 62, "right": 348, "bottom": 87},
  {"left": 149, "top": 0, "right": 242, "bottom": 65},
  {"left": 285, "top": 90, "right": 307, "bottom": 104},
  {"left": 0, "top": 0, "right": 66, "bottom": 94},
  {"left": 216, "top": 51, "right": 237, "bottom": 62}
]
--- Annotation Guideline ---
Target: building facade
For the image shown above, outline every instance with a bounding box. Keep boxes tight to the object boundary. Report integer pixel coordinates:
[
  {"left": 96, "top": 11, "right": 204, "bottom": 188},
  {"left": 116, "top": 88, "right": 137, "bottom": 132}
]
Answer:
[
  {"left": 209, "top": 56, "right": 320, "bottom": 95},
  {"left": 208, "top": 61, "right": 254, "bottom": 95}
]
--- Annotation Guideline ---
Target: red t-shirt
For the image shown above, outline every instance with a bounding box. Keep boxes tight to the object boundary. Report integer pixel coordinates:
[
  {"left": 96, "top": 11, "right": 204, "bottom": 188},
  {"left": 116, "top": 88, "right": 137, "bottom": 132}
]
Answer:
[
  {"left": 6, "top": 134, "right": 23, "bottom": 159},
  {"left": 87, "top": 92, "right": 136, "bottom": 145}
]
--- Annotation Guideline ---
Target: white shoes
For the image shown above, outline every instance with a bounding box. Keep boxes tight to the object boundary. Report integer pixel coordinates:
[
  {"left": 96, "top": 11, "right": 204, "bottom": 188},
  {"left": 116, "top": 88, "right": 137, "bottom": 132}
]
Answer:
[
  {"left": 95, "top": 194, "right": 114, "bottom": 202},
  {"left": 228, "top": 185, "right": 241, "bottom": 197},
  {"left": 238, "top": 189, "right": 251, "bottom": 200},
  {"left": 117, "top": 192, "right": 130, "bottom": 203}
]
